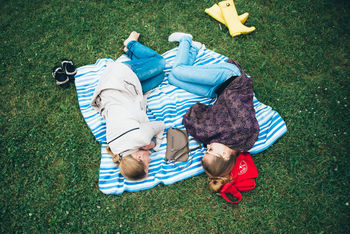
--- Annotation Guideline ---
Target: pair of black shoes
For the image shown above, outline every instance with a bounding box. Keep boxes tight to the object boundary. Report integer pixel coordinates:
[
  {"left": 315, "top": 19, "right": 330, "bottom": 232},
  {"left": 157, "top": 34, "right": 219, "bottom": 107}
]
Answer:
[{"left": 52, "top": 59, "right": 77, "bottom": 88}]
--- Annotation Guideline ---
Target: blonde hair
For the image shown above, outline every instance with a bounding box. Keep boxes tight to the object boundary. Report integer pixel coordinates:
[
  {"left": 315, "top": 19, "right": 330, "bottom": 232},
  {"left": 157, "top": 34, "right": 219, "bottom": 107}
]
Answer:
[
  {"left": 202, "top": 151, "right": 239, "bottom": 192},
  {"left": 106, "top": 146, "right": 147, "bottom": 181}
]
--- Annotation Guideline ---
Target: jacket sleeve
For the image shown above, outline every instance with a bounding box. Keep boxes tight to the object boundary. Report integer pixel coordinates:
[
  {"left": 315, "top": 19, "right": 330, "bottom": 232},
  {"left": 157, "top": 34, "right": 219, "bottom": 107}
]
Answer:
[{"left": 139, "top": 121, "right": 166, "bottom": 151}]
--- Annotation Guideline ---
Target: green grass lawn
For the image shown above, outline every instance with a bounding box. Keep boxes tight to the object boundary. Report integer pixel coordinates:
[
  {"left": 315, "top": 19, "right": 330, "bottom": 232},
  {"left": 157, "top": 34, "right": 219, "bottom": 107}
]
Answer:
[{"left": 1, "top": 0, "right": 349, "bottom": 232}]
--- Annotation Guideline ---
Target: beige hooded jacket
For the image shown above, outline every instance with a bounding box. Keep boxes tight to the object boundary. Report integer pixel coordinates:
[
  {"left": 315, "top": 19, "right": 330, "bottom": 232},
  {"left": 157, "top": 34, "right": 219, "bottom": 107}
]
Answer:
[{"left": 91, "top": 61, "right": 165, "bottom": 156}]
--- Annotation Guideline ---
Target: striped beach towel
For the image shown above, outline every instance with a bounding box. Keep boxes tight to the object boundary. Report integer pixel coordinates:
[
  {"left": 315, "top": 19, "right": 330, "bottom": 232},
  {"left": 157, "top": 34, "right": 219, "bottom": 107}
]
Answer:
[{"left": 75, "top": 46, "right": 287, "bottom": 195}]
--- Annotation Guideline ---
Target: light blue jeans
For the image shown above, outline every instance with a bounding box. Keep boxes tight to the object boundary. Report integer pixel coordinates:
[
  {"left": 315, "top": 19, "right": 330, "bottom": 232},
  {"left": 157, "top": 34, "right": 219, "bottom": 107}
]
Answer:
[
  {"left": 168, "top": 36, "right": 241, "bottom": 98},
  {"left": 123, "top": 41, "right": 165, "bottom": 93}
]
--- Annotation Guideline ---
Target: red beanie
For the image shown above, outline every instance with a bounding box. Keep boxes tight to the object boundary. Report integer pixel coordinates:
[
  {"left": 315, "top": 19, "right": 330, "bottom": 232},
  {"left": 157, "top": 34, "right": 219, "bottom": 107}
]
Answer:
[{"left": 220, "top": 152, "right": 258, "bottom": 203}]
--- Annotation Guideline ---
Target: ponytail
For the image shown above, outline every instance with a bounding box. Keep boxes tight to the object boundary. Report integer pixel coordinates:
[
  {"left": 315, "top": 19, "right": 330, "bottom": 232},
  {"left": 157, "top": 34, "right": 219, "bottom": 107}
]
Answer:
[
  {"left": 106, "top": 146, "right": 122, "bottom": 164},
  {"left": 208, "top": 177, "right": 232, "bottom": 192}
]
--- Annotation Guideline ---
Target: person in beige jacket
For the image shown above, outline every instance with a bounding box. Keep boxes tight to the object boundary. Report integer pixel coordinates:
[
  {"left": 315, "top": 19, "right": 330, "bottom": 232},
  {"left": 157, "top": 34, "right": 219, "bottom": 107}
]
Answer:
[{"left": 91, "top": 32, "right": 166, "bottom": 180}]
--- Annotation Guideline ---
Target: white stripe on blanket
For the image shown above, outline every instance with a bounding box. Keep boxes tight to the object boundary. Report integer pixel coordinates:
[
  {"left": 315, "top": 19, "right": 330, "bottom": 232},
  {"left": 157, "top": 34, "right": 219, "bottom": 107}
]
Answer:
[{"left": 75, "top": 47, "right": 287, "bottom": 194}]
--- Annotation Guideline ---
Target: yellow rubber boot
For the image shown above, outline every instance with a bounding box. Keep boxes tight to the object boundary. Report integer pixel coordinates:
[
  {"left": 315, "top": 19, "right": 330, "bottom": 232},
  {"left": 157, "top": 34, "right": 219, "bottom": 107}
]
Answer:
[
  {"left": 219, "top": 0, "right": 255, "bottom": 37},
  {"left": 205, "top": 3, "right": 249, "bottom": 25}
]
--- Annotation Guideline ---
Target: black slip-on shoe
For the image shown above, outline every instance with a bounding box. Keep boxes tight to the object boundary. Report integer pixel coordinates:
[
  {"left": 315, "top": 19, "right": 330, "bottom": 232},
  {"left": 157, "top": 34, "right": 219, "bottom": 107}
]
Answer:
[
  {"left": 52, "top": 65, "right": 70, "bottom": 88},
  {"left": 61, "top": 59, "right": 77, "bottom": 81}
]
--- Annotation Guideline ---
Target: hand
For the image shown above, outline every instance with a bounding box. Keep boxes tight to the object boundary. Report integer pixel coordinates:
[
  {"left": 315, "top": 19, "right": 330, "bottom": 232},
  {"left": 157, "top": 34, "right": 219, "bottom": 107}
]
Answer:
[{"left": 140, "top": 141, "right": 155, "bottom": 150}]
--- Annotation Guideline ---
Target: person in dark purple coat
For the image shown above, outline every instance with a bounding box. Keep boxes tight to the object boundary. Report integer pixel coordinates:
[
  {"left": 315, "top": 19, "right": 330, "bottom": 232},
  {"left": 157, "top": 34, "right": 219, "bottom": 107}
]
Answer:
[
  {"left": 167, "top": 32, "right": 259, "bottom": 192},
  {"left": 183, "top": 58, "right": 259, "bottom": 191}
]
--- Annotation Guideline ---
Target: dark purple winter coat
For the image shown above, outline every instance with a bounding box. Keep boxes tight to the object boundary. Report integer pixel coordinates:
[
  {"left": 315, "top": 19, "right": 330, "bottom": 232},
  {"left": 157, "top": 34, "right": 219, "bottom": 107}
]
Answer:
[{"left": 182, "top": 59, "right": 259, "bottom": 152}]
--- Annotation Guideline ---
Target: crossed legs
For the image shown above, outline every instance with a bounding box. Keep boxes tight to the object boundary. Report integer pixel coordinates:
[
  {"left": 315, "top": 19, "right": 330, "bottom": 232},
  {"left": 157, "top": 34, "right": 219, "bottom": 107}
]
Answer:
[
  {"left": 168, "top": 33, "right": 241, "bottom": 98},
  {"left": 123, "top": 32, "right": 166, "bottom": 93}
]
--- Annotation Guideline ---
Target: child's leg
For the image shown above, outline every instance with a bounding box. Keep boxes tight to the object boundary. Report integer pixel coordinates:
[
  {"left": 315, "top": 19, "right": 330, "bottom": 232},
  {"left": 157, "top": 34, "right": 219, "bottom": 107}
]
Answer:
[
  {"left": 125, "top": 41, "right": 163, "bottom": 60},
  {"left": 168, "top": 62, "right": 240, "bottom": 97},
  {"left": 168, "top": 75, "right": 214, "bottom": 98},
  {"left": 141, "top": 72, "right": 164, "bottom": 93},
  {"left": 121, "top": 32, "right": 165, "bottom": 92},
  {"left": 172, "top": 36, "right": 198, "bottom": 68},
  {"left": 124, "top": 56, "right": 166, "bottom": 82},
  {"left": 123, "top": 41, "right": 165, "bottom": 82},
  {"left": 172, "top": 62, "right": 240, "bottom": 86}
]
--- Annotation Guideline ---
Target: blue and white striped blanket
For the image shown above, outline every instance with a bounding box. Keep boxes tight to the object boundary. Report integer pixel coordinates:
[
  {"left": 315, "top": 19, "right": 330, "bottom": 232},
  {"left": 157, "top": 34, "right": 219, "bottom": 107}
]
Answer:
[{"left": 75, "top": 47, "right": 287, "bottom": 195}]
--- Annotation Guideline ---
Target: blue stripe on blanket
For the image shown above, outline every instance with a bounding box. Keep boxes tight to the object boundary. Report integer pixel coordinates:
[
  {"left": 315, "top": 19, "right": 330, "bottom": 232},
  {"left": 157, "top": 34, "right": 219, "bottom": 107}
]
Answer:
[{"left": 75, "top": 47, "right": 287, "bottom": 194}]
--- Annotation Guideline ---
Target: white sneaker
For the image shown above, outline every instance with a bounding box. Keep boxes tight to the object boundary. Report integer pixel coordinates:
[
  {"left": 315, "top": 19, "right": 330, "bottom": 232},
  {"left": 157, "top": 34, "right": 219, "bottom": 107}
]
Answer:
[
  {"left": 168, "top": 32, "right": 193, "bottom": 42},
  {"left": 191, "top": 41, "right": 203, "bottom": 50}
]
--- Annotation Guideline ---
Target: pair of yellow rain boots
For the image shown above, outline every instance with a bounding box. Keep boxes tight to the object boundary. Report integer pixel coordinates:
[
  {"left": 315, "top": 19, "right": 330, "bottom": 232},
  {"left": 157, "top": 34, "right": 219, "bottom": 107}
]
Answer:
[{"left": 205, "top": 0, "right": 255, "bottom": 37}]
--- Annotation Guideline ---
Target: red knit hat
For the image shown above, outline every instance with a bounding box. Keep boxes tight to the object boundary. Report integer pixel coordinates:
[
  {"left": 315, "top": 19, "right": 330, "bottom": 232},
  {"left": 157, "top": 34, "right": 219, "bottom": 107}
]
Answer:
[{"left": 220, "top": 152, "right": 258, "bottom": 203}]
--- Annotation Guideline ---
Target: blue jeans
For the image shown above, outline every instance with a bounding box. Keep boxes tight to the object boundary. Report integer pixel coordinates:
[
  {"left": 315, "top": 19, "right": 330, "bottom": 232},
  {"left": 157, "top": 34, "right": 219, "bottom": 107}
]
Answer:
[
  {"left": 168, "top": 36, "right": 241, "bottom": 98},
  {"left": 123, "top": 41, "right": 165, "bottom": 93}
]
